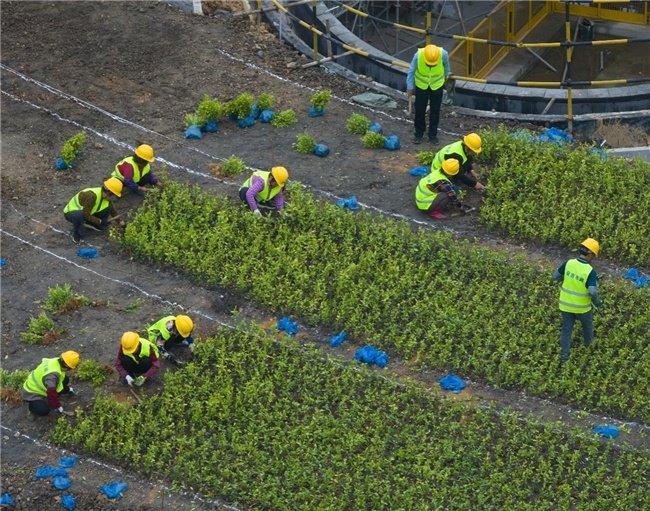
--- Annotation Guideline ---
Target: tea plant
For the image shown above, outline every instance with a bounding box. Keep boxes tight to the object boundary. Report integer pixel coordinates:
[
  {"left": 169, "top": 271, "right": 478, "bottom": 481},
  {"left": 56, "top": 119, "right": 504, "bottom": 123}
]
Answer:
[
  {"left": 417, "top": 150, "right": 436, "bottom": 166},
  {"left": 218, "top": 155, "right": 246, "bottom": 177},
  {"left": 346, "top": 113, "right": 371, "bottom": 135},
  {"left": 270, "top": 109, "right": 297, "bottom": 127},
  {"left": 195, "top": 94, "right": 224, "bottom": 125},
  {"left": 20, "top": 313, "right": 64, "bottom": 345},
  {"left": 256, "top": 92, "right": 275, "bottom": 111},
  {"left": 59, "top": 132, "right": 86, "bottom": 166},
  {"left": 361, "top": 131, "right": 386, "bottom": 149},
  {"left": 310, "top": 89, "right": 332, "bottom": 109},
  {"left": 225, "top": 93, "right": 254, "bottom": 120},
  {"left": 293, "top": 132, "right": 316, "bottom": 154},
  {"left": 76, "top": 359, "right": 113, "bottom": 387},
  {"left": 184, "top": 112, "right": 202, "bottom": 128},
  {"left": 0, "top": 368, "right": 28, "bottom": 405},
  {"left": 42, "top": 283, "right": 91, "bottom": 315}
]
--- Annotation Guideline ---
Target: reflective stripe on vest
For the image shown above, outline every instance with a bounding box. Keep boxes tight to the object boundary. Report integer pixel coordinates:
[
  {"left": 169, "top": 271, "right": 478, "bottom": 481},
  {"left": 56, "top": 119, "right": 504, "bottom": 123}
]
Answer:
[
  {"left": 240, "top": 171, "right": 283, "bottom": 202},
  {"left": 432, "top": 141, "right": 467, "bottom": 173},
  {"left": 111, "top": 156, "right": 150, "bottom": 183},
  {"left": 124, "top": 338, "right": 159, "bottom": 365},
  {"left": 63, "top": 187, "right": 109, "bottom": 215},
  {"left": 414, "top": 49, "right": 445, "bottom": 91},
  {"left": 22, "top": 358, "right": 64, "bottom": 396},
  {"left": 147, "top": 315, "right": 175, "bottom": 343},
  {"left": 559, "top": 259, "right": 593, "bottom": 313},
  {"left": 414, "top": 167, "right": 449, "bottom": 210}
]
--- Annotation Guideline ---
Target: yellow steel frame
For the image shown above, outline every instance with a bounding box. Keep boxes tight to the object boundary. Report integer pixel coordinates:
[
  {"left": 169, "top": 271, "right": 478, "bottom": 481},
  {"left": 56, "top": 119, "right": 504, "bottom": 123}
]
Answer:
[{"left": 552, "top": 0, "right": 649, "bottom": 26}]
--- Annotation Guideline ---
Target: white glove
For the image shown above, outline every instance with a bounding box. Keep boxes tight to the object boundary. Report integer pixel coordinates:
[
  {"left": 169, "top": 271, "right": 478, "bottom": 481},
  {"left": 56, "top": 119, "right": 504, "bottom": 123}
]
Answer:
[
  {"left": 68, "top": 386, "right": 77, "bottom": 395},
  {"left": 252, "top": 209, "right": 262, "bottom": 216},
  {"left": 57, "top": 406, "right": 64, "bottom": 413},
  {"left": 125, "top": 375, "right": 134, "bottom": 386}
]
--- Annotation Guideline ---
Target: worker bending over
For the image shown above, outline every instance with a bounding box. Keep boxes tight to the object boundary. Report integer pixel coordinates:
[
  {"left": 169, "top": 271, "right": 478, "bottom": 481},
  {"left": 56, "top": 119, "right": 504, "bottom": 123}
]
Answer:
[
  {"left": 553, "top": 238, "right": 602, "bottom": 365},
  {"left": 115, "top": 331, "right": 160, "bottom": 386},
  {"left": 63, "top": 178, "right": 124, "bottom": 243},
  {"left": 111, "top": 144, "right": 158, "bottom": 195},
  {"left": 431, "top": 133, "right": 486, "bottom": 192},
  {"left": 147, "top": 314, "right": 194, "bottom": 352},
  {"left": 22, "top": 351, "right": 80, "bottom": 417},
  {"left": 415, "top": 159, "right": 473, "bottom": 219},
  {"left": 239, "top": 166, "right": 289, "bottom": 216}
]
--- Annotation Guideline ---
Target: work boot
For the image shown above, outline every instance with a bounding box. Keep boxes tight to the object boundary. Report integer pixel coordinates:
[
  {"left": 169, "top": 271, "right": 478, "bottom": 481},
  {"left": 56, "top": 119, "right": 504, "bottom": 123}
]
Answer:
[
  {"left": 428, "top": 135, "right": 439, "bottom": 145},
  {"left": 412, "top": 134, "right": 423, "bottom": 145},
  {"left": 428, "top": 208, "right": 447, "bottom": 220},
  {"left": 72, "top": 232, "right": 81, "bottom": 244}
]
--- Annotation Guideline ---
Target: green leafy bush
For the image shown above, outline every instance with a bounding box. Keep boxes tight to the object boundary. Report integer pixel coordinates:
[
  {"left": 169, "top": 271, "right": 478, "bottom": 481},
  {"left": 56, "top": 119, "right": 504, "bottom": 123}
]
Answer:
[
  {"left": 218, "top": 155, "right": 246, "bottom": 177},
  {"left": 270, "top": 109, "right": 297, "bottom": 128},
  {"left": 225, "top": 93, "right": 255, "bottom": 120},
  {"left": 361, "top": 131, "right": 386, "bottom": 149},
  {"left": 120, "top": 182, "right": 650, "bottom": 421},
  {"left": 256, "top": 92, "right": 275, "bottom": 111},
  {"left": 417, "top": 150, "right": 436, "bottom": 166},
  {"left": 76, "top": 359, "right": 113, "bottom": 387},
  {"left": 346, "top": 113, "right": 371, "bottom": 135},
  {"left": 59, "top": 132, "right": 86, "bottom": 166},
  {"left": 293, "top": 132, "right": 316, "bottom": 154},
  {"left": 196, "top": 94, "right": 224, "bottom": 124},
  {"left": 184, "top": 112, "right": 202, "bottom": 127},
  {"left": 0, "top": 368, "right": 29, "bottom": 390},
  {"left": 42, "top": 283, "right": 91, "bottom": 315},
  {"left": 20, "top": 313, "right": 64, "bottom": 345},
  {"left": 310, "top": 89, "right": 332, "bottom": 109}
]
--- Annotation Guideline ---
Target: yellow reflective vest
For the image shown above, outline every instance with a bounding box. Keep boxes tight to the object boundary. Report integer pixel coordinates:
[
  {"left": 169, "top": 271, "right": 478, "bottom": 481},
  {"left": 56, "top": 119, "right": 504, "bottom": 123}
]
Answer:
[
  {"left": 240, "top": 171, "right": 283, "bottom": 202},
  {"left": 414, "top": 49, "right": 445, "bottom": 91},
  {"left": 415, "top": 167, "right": 449, "bottom": 211},
  {"left": 23, "top": 358, "right": 64, "bottom": 396},
  {"left": 559, "top": 259, "right": 593, "bottom": 313},
  {"left": 111, "top": 156, "right": 150, "bottom": 183},
  {"left": 63, "top": 187, "right": 109, "bottom": 215}
]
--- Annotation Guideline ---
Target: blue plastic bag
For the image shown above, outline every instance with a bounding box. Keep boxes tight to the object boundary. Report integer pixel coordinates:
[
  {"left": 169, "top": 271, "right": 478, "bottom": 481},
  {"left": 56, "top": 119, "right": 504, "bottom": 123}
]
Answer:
[
  {"left": 100, "top": 481, "right": 128, "bottom": 500},
  {"left": 61, "top": 494, "right": 76, "bottom": 510},
  {"left": 59, "top": 456, "right": 78, "bottom": 468},
  {"left": 593, "top": 425, "right": 619, "bottom": 439},
  {"left": 250, "top": 103, "right": 261, "bottom": 119},
  {"left": 184, "top": 125, "right": 203, "bottom": 140},
  {"left": 623, "top": 267, "right": 640, "bottom": 281},
  {"left": 76, "top": 247, "right": 98, "bottom": 259},
  {"left": 0, "top": 493, "right": 14, "bottom": 506},
  {"left": 368, "top": 122, "right": 383, "bottom": 134},
  {"left": 439, "top": 374, "right": 466, "bottom": 393},
  {"left": 35, "top": 465, "right": 68, "bottom": 479},
  {"left": 329, "top": 331, "right": 347, "bottom": 348},
  {"left": 313, "top": 144, "right": 330, "bottom": 157},
  {"left": 383, "top": 135, "right": 401, "bottom": 151},
  {"left": 259, "top": 109, "right": 275, "bottom": 123},
  {"left": 335, "top": 196, "right": 359, "bottom": 211},
  {"left": 635, "top": 275, "right": 649, "bottom": 288},
  {"left": 354, "top": 345, "right": 389, "bottom": 368},
  {"left": 55, "top": 157, "right": 70, "bottom": 170},
  {"left": 623, "top": 268, "right": 649, "bottom": 288},
  {"left": 277, "top": 317, "right": 299, "bottom": 336},
  {"left": 237, "top": 115, "right": 256, "bottom": 129},
  {"left": 0, "top": 258, "right": 6, "bottom": 267},
  {"left": 53, "top": 476, "right": 71, "bottom": 490},
  {"left": 538, "top": 127, "right": 573, "bottom": 144},
  {"left": 409, "top": 165, "right": 429, "bottom": 177},
  {"left": 201, "top": 120, "right": 219, "bottom": 133},
  {"left": 308, "top": 106, "right": 325, "bottom": 117}
]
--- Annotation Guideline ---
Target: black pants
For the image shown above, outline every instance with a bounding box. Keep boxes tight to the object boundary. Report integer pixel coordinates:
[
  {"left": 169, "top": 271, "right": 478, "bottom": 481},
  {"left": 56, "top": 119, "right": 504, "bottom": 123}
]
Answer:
[
  {"left": 239, "top": 188, "right": 274, "bottom": 209},
  {"left": 64, "top": 209, "right": 110, "bottom": 239},
  {"left": 429, "top": 192, "right": 449, "bottom": 211},
  {"left": 452, "top": 172, "right": 477, "bottom": 189},
  {"left": 27, "top": 375, "right": 70, "bottom": 416},
  {"left": 414, "top": 86, "right": 444, "bottom": 138}
]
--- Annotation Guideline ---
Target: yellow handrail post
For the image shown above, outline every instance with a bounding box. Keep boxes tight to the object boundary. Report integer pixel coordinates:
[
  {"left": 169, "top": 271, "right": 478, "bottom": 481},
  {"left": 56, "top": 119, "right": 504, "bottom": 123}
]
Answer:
[
  {"left": 564, "top": 1, "right": 573, "bottom": 133},
  {"left": 311, "top": 1, "right": 319, "bottom": 63},
  {"left": 425, "top": 11, "right": 432, "bottom": 45}
]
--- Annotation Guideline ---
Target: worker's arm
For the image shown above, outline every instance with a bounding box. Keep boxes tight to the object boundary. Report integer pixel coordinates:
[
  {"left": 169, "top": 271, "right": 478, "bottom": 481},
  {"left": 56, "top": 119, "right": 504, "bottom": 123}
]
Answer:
[
  {"left": 430, "top": 180, "right": 462, "bottom": 208},
  {"left": 114, "top": 347, "right": 129, "bottom": 378},
  {"left": 442, "top": 49, "right": 451, "bottom": 79},
  {"left": 245, "top": 176, "right": 265, "bottom": 211},
  {"left": 273, "top": 190, "right": 285, "bottom": 211},
  {"left": 553, "top": 261, "right": 566, "bottom": 282},
  {"left": 43, "top": 373, "right": 62, "bottom": 409},
  {"left": 586, "top": 269, "right": 602, "bottom": 305},
  {"left": 78, "top": 191, "right": 103, "bottom": 226},
  {"left": 141, "top": 352, "right": 160, "bottom": 379},
  {"left": 406, "top": 52, "right": 418, "bottom": 92},
  {"left": 116, "top": 161, "right": 141, "bottom": 194}
]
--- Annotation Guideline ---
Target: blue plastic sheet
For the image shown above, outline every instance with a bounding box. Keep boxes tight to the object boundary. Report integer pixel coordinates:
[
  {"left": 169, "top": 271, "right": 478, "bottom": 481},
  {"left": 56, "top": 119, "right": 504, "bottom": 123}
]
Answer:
[
  {"left": 623, "top": 267, "right": 649, "bottom": 288},
  {"left": 55, "top": 157, "right": 70, "bottom": 170},
  {"left": 250, "top": 103, "right": 261, "bottom": 119},
  {"left": 439, "top": 374, "right": 466, "bottom": 394},
  {"left": 538, "top": 127, "right": 573, "bottom": 144},
  {"left": 593, "top": 425, "right": 619, "bottom": 439},
  {"left": 201, "top": 120, "right": 219, "bottom": 133},
  {"left": 259, "top": 109, "right": 275, "bottom": 123},
  {"left": 100, "top": 481, "right": 128, "bottom": 500},
  {"left": 76, "top": 248, "right": 98, "bottom": 259},
  {"left": 53, "top": 476, "right": 71, "bottom": 490},
  {"left": 237, "top": 115, "right": 256, "bottom": 129},
  {"left": 335, "top": 196, "right": 359, "bottom": 211},
  {"left": 383, "top": 135, "right": 401, "bottom": 151},
  {"left": 35, "top": 465, "right": 68, "bottom": 479},
  {"left": 409, "top": 165, "right": 429, "bottom": 177},
  {"left": 354, "top": 345, "right": 389, "bottom": 368},
  {"left": 0, "top": 258, "right": 6, "bottom": 267},
  {"left": 277, "top": 317, "right": 299, "bottom": 336},
  {"left": 329, "top": 331, "right": 347, "bottom": 348},
  {"left": 368, "top": 122, "right": 383, "bottom": 134},
  {"left": 0, "top": 493, "right": 14, "bottom": 506},
  {"left": 184, "top": 125, "right": 203, "bottom": 140},
  {"left": 59, "top": 456, "right": 77, "bottom": 468},
  {"left": 313, "top": 144, "right": 330, "bottom": 157},
  {"left": 61, "top": 494, "right": 76, "bottom": 510},
  {"left": 308, "top": 106, "right": 325, "bottom": 117}
]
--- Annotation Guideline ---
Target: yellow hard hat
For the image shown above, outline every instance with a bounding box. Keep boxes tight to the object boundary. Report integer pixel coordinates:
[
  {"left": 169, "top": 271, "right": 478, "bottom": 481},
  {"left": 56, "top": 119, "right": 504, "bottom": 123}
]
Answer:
[
  {"left": 103, "top": 177, "right": 123, "bottom": 198},
  {"left": 271, "top": 166, "right": 289, "bottom": 186},
  {"left": 134, "top": 144, "right": 155, "bottom": 163},
  {"left": 61, "top": 350, "right": 80, "bottom": 369},
  {"left": 463, "top": 133, "right": 482, "bottom": 154},
  {"left": 441, "top": 158, "right": 460, "bottom": 176},
  {"left": 423, "top": 44, "right": 441, "bottom": 66},
  {"left": 175, "top": 315, "right": 194, "bottom": 338},
  {"left": 121, "top": 331, "right": 141, "bottom": 355},
  {"left": 581, "top": 238, "right": 600, "bottom": 257}
]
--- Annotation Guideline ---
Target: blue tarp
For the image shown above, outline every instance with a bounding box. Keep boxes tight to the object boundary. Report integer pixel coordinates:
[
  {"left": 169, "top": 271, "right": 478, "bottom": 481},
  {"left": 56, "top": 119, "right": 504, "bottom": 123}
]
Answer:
[
  {"left": 55, "top": 157, "right": 70, "bottom": 170},
  {"left": 538, "top": 127, "right": 573, "bottom": 144},
  {"left": 383, "top": 135, "right": 401, "bottom": 151},
  {"left": 35, "top": 465, "right": 68, "bottom": 479},
  {"left": 259, "top": 109, "right": 275, "bottom": 123},
  {"left": 335, "top": 196, "right": 359, "bottom": 211},
  {"left": 100, "top": 481, "right": 128, "bottom": 500},
  {"left": 201, "top": 120, "right": 219, "bottom": 133},
  {"left": 623, "top": 267, "right": 649, "bottom": 288},
  {"left": 439, "top": 374, "right": 466, "bottom": 393},
  {"left": 368, "top": 122, "right": 383, "bottom": 134},
  {"left": 593, "top": 425, "right": 619, "bottom": 439},
  {"left": 354, "top": 345, "right": 389, "bottom": 368},
  {"left": 313, "top": 144, "right": 330, "bottom": 157},
  {"left": 308, "top": 106, "right": 325, "bottom": 117},
  {"left": 61, "top": 494, "right": 76, "bottom": 510},
  {"left": 76, "top": 248, "right": 98, "bottom": 259},
  {"left": 0, "top": 493, "right": 14, "bottom": 506},
  {"left": 237, "top": 115, "right": 256, "bottom": 129},
  {"left": 59, "top": 456, "right": 77, "bottom": 468},
  {"left": 409, "top": 165, "right": 429, "bottom": 177},
  {"left": 329, "top": 331, "right": 347, "bottom": 348},
  {"left": 0, "top": 259, "right": 6, "bottom": 267},
  {"left": 250, "top": 103, "right": 261, "bottom": 119},
  {"left": 53, "top": 476, "right": 71, "bottom": 490},
  {"left": 277, "top": 317, "right": 299, "bottom": 336},
  {"left": 184, "top": 125, "right": 203, "bottom": 139}
]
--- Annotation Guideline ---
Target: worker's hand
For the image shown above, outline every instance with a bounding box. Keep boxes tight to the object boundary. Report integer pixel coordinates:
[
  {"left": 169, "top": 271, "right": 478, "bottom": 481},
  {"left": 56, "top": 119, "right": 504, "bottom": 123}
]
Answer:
[
  {"left": 117, "top": 218, "right": 126, "bottom": 227},
  {"left": 252, "top": 209, "right": 262, "bottom": 217},
  {"left": 134, "top": 376, "right": 146, "bottom": 387},
  {"left": 67, "top": 386, "right": 77, "bottom": 395},
  {"left": 444, "top": 80, "right": 454, "bottom": 93},
  {"left": 57, "top": 407, "right": 74, "bottom": 417},
  {"left": 593, "top": 296, "right": 603, "bottom": 308},
  {"left": 125, "top": 375, "right": 134, "bottom": 386},
  {"left": 474, "top": 182, "right": 486, "bottom": 192},
  {"left": 407, "top": 89, "right": 414, "bottom": 97},
  {"left": 460, "top": 204, "right": 475, "bottom": 215},
  {"left": 138, "top": 186, "right": 149, "bottom": 194}
]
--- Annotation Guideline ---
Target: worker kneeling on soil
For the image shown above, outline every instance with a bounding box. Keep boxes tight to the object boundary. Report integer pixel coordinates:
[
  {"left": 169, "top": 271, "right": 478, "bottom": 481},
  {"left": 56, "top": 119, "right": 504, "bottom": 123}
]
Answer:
[
  {"left": 111, "top": 144, "right": 159, "bottom": 195},
  {"left": 239, "top": 166, "right": 289, "bottom": 216},
  {"left": 415, "top": 158, "right": 474, "bottom": 220},
  {"left": 553, "top": 238, "right": 602, "bottom": 365},
  {"left": 115, "top": 331, "right": 160, "bottom": 387},
  {"left": 22, "top": 350, "right": 80, "bottom": 417},
  {"left": 431, "top": 133, "right": 486, "bottom": 193},
  {"left": 147, "top": 314, "right": 194, "bottom": 352},
  {"left": 63, "top": 177, "right": 124, "bottom": 243}
]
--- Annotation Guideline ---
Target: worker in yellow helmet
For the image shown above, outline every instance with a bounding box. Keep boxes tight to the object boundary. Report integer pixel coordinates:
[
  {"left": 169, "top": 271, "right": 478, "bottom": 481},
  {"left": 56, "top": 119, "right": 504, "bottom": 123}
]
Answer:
[
  {"left": 115, "top": 331, "right": 160, "bottom": 386},
  {"left": 553, "top": 238, "right": 602, "bottom": 365},
  {"left": 63, "top": 177, "right": 124, "bottom": 243},
  {"left": 406, "top": 44, "right": 452, "bottom": 144},
  {"left": 239, "top": 166, "right": 289, "bottom": 216},
  {"left": 430, "top": 133, "right": 486, "bottom": 193},
  {"left": 147, "top": 315, "right": 195, "bottom": 365},
  {"left": 22, "top": 351, "right": 80, "bottom": 417},
  {"left": 111, "top": 144, "right": 159, "bottom": 195},
  {"left": 415, "top": 159, "right": 473, "bottom": 220}
]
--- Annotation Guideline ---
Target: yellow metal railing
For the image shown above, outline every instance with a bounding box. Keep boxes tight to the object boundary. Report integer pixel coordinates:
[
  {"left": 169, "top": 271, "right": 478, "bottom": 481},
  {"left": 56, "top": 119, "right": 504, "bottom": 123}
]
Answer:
[{"left": 553, "top": 0, "right": 649, "bottom": 25}]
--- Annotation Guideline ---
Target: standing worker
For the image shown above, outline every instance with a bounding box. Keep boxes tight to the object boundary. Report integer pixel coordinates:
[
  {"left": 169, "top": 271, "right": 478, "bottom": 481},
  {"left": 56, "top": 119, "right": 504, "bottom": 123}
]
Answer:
[
  {"left": 22, "top": 351, "right": 80, "bottom": 417},
  {"left": 111, "top": 144, "right": 158, "bottom": 195},
  {"left": 147, "top": 314, "right": 195, "bottom": 354},
  {"left": 115, "top": 331, "right": 160, "bottom": 387},
  {"left": 239, "top": 166, "right": 289, "bottom": 216},
  {"left": 553, "top": 238, "right": 602, "bottom": 364},
  {"left": 63, "top": 177, "right": 124, "bottom": 243},
  {"left": 415, "top": 159, "right": 473, "bottom": 219},
  {"left": 406, "top": 44, "right": 452, "bottom": 144},
  {"left": 431, "top": 133, "right": 486, "bottom": 192}
]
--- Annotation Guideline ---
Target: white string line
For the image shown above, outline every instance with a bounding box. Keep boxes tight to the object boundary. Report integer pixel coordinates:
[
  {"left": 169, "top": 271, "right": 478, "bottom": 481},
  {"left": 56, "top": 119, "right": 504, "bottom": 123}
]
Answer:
[{"left": 0, "top": 424, "right": 240, "bottom": 510}]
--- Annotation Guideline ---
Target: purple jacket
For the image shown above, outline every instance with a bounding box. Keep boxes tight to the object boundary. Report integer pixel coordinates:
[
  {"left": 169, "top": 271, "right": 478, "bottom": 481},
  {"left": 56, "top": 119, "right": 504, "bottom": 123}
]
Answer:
[{"left": 245, "top": 175, "right": 285, "bottom": 211}]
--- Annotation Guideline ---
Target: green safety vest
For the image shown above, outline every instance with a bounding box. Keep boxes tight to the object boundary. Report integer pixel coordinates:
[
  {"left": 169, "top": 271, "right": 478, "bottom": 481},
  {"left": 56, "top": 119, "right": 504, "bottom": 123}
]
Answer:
[
  {"left": 431, "top": 140, "right": 468, "bottom": 173},
  {"left": 124, "top": 337, "right": 159, "bottom": 364},
  {"left": 240, "top": 171, "right": 283, "bottom": 202},
  {"left": 414, "top": 49, "right": 445, "bottom": 91},
  {"left": 414, "top": 167, "right": 449, "bottom": 211},
  {"left": 111, "top": 156, "right": 150, "bottom": 183},
  {"left": 147, "top": 315, "right": 175, "bottom": 343},
  {"left": 23, "top": 358, "right": 64, "bottom": 396},
  {"left": 559, "top": 259, "right": 593, "bottom": 313},
  {"left": 63, "top": 187, "right": 109, "bottom": 215}
]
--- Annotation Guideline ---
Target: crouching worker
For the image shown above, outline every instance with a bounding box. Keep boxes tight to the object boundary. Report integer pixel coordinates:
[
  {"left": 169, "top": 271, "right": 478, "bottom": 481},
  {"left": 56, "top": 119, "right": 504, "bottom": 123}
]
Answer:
[
  {"left": 111, "top": 144, "right": 158, "bottom": 195},
  {"left": 22, "top": 351, "right": 80, "bottom": 417},
  {"left": 63, "top": 177, "right": 124, "bottom": 243},
  {"left": 115, "top": 331, "right": 160, "bottom": 387},
  {"left": 415, "top": 159, "right": 473, "bottom": 219},
  {"left": 147, "top": 314, "right": 194, "bottom": 352},
  {"left": 431, "top": 133, "right": 486, "bottom": 192},
  {"left": 239, "top": 166, "right": 289, "bottom": 216}
]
